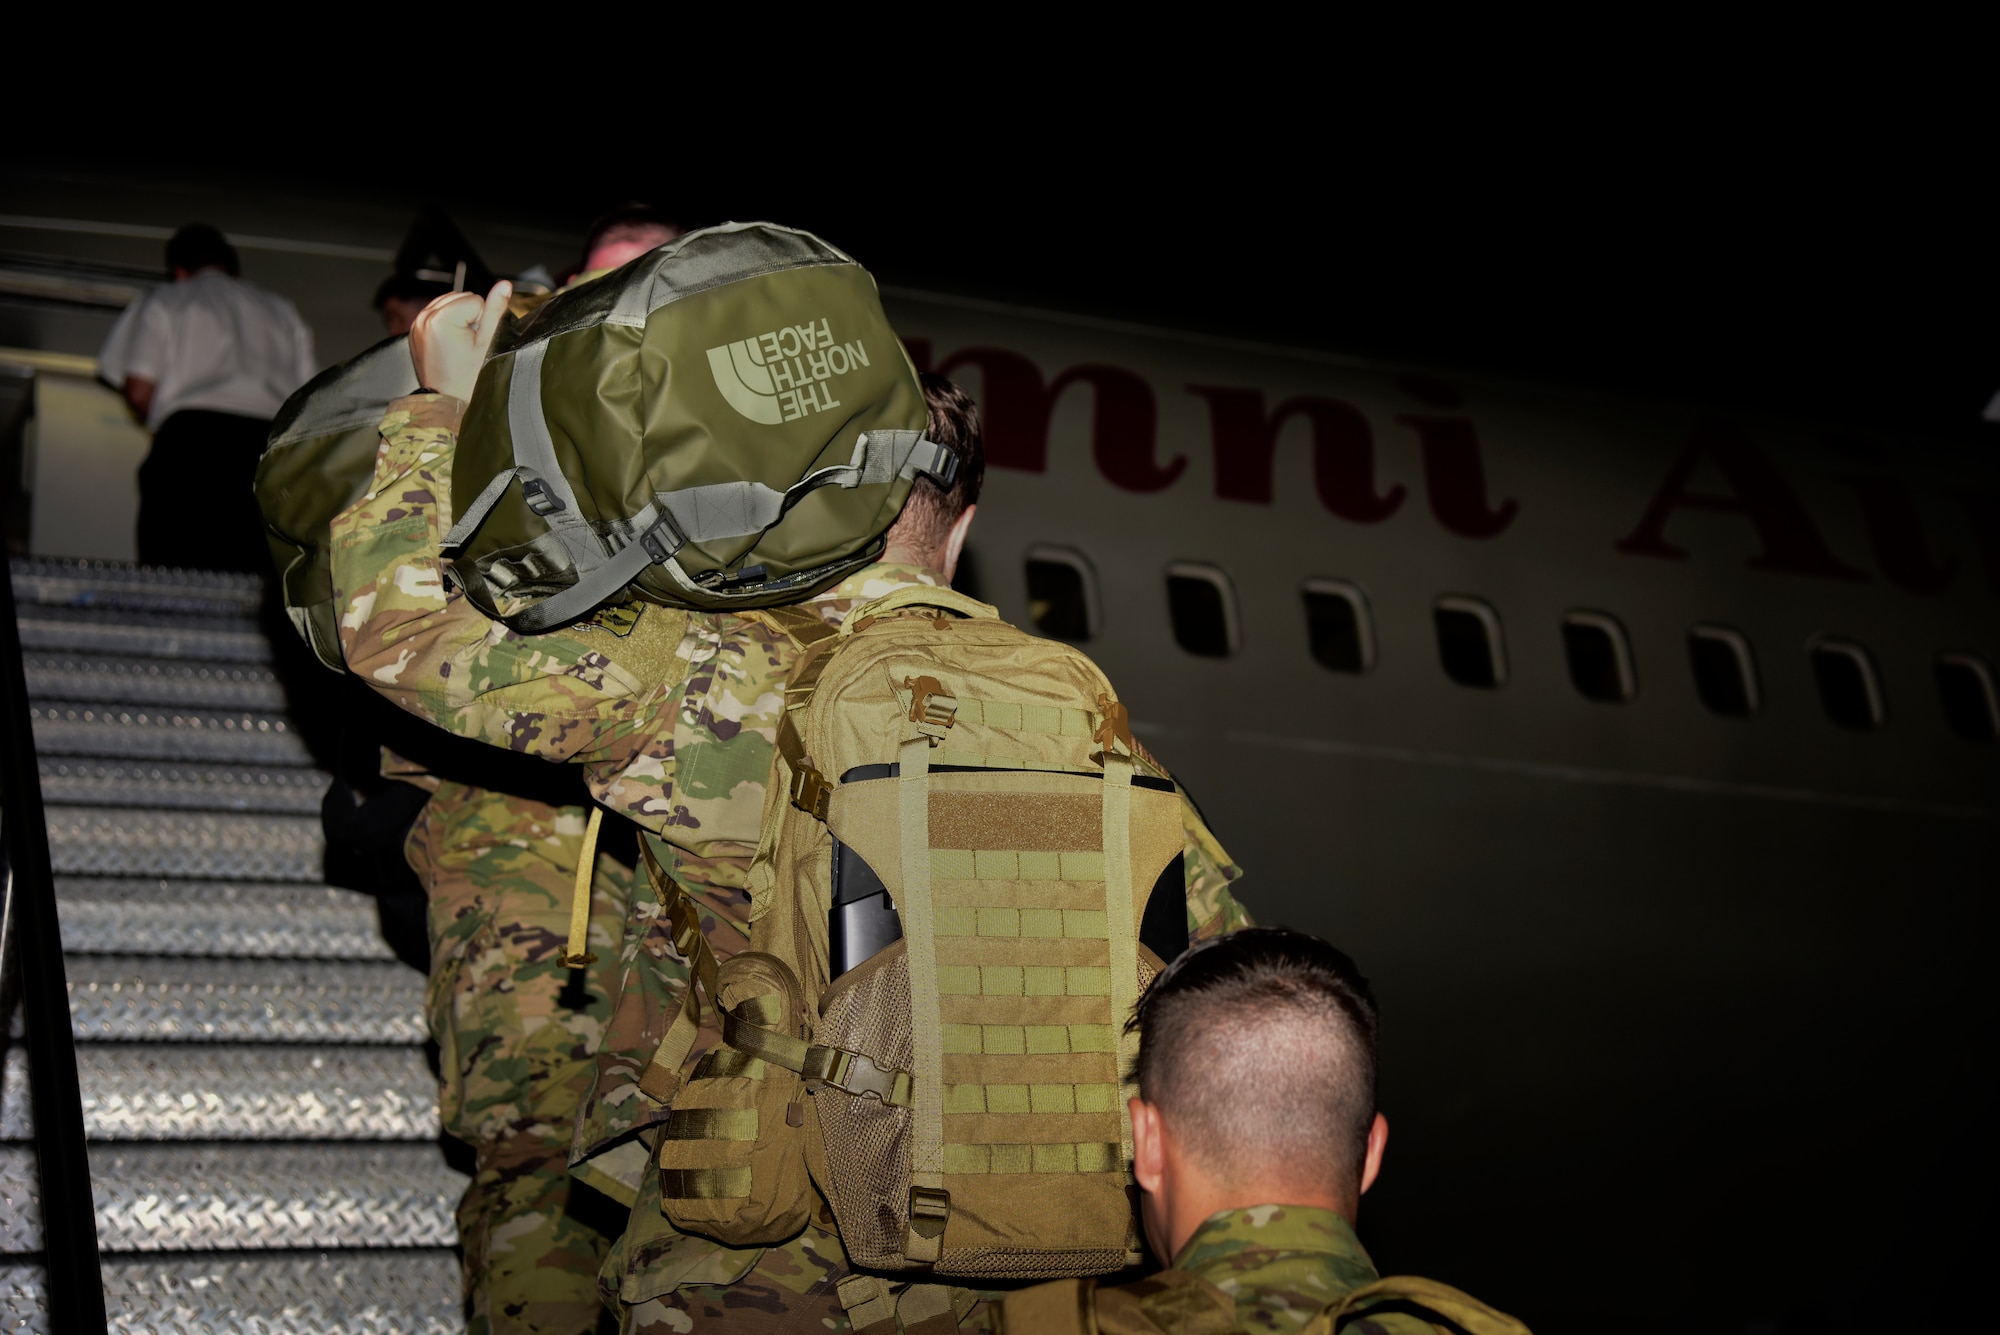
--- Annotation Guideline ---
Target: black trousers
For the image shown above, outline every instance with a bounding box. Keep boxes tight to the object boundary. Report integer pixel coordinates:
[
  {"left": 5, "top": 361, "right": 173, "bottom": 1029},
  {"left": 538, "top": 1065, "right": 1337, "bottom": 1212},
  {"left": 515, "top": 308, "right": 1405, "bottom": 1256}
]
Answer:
[{"left": 136, "top": 408, "right": 273, "bottom": 574}]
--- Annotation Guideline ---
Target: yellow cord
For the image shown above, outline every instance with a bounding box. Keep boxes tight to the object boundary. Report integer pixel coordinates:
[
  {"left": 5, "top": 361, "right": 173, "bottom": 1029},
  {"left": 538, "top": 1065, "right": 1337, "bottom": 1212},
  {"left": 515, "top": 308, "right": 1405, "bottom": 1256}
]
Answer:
[{"left": 563, "top": 807, "right": 604, "bottom": 967}]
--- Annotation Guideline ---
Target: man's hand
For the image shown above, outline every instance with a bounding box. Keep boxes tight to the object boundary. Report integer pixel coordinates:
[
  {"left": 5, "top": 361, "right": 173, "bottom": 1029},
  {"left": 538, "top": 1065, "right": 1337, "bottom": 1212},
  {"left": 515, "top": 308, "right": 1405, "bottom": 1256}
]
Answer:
[{"left": 409, "top": 281, "right": 512, "bottom": 403}]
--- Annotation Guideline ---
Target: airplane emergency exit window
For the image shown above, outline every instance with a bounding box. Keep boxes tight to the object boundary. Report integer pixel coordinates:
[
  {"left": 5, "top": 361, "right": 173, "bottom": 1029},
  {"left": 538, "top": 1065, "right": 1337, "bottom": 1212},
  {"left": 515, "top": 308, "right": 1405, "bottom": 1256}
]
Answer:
[
  {"left": 1688, "top": 625, "right": 1760, "bottom": 717},
  {"left": 1562, "top": 612, "right": 1636, "bottom": 703},
  {"left": 1024, "top": 546, "right": 1099, "bottom": 642},
  {"left": 1935, "top": 653, "right": 1998, "bottom": 743},
  {"left": 1166, "top": 564, "right": 1239, "bottom": 658},
  {"left": 1809, "top": 639, "right": 1885, "bottom": 731},
  {"left": 1433, "top": 597, "right": 1506, "bottom": 688},
  {"left": 1302, "top": 580, "right": 1374, "bottom": 673}
]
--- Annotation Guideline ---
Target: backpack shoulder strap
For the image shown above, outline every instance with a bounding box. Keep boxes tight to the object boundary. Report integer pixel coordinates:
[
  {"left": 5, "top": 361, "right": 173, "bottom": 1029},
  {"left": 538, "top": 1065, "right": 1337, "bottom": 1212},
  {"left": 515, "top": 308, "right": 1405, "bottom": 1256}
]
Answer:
[
  {"left": 840, "top": 584, "right": 999, "bottom": 632},
  {"left": 739, "top": 604, "right": 839, "bottom": 648},
  {"left": 1306, "top": 1275, "right": 1533, "bottom": 1335}
]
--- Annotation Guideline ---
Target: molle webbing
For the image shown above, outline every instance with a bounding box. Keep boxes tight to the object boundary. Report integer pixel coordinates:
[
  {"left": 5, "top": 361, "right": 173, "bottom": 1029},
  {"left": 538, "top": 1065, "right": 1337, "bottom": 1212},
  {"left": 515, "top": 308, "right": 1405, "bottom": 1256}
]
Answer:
[{"left": 637, "top": 841, "right": 721, "bottom": 1105}]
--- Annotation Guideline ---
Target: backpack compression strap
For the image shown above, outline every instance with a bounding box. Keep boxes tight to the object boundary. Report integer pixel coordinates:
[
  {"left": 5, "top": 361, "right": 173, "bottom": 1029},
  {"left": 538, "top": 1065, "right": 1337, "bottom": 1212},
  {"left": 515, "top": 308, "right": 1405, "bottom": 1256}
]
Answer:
[
  {"left": 1308, "top": 1275, "right": 1534, "bottom": 1335},
  {"left": 561, "top": 806, "right": 604, "bottom": 967}
]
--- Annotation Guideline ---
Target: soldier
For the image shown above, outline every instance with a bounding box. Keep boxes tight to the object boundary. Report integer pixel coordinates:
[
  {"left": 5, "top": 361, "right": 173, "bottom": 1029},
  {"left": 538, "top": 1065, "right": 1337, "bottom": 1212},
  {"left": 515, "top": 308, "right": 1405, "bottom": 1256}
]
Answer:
[
  {"left": 998, "top": 929, "right": 1530, "bottom": 1335},
  {"left": 385, "top": 206, "right": 682, "bottom": 1335},
  {"left": 329, "top": 275, "right": 1251, "bottom": 1332}
]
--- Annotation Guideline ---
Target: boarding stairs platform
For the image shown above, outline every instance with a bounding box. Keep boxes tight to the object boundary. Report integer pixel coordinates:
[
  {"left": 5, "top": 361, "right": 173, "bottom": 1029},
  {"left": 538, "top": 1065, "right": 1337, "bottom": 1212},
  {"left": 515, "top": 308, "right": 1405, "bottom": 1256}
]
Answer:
[{"left": 0, "top": 558, "right": 465, "bottom": 1333}]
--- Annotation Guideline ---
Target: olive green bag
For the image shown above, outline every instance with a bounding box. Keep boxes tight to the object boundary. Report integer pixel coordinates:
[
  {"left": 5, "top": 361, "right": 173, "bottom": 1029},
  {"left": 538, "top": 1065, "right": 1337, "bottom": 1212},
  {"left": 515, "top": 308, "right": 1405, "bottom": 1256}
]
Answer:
[
  {"left": 256, "top": 334, "right": 419, "bottom": 671},
  {"left": 441, "top": 222, "right": 957, "bottom": 632}
]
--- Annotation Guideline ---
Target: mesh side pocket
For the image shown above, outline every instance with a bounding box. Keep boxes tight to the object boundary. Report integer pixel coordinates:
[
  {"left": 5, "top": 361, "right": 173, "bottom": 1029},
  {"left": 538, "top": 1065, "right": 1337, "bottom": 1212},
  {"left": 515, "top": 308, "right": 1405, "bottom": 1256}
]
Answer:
[{"left": 810, "top": 941, "right": 915, "bottom": 1270}]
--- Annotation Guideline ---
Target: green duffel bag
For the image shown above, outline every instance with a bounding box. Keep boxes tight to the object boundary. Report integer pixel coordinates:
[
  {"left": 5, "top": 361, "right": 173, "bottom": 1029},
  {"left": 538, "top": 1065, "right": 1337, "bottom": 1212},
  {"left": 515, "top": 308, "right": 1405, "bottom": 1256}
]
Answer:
[
  {"left": 442, "top": 221, "right": 956, "bottom": 631},
  {"left": 256, "top": 333, "right": 419, "bottom": 671}
]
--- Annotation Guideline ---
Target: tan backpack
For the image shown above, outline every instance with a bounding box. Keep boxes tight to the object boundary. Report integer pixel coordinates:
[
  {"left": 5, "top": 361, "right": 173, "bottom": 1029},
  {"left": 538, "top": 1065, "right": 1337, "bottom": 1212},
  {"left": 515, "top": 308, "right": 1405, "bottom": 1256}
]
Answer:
[{"left": 638, "top": 585, "right": 1193, "bottom": 1280}]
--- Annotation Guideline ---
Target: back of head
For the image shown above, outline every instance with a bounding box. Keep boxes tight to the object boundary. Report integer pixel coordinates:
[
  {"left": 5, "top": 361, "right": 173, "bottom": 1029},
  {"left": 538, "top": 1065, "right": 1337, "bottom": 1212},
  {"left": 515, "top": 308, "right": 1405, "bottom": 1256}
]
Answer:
[
  {"left": 166, "top": 223, "right": 239, "bottom": 278},
  {"left": 1131, "top": 927, "right": 1380, "bottom": 1206},
  {"left": 886, "top": 372, "right": 986, "bottom": 560},
  {"left": 580, "top": 202, "right": 682, "bottom": 274}
]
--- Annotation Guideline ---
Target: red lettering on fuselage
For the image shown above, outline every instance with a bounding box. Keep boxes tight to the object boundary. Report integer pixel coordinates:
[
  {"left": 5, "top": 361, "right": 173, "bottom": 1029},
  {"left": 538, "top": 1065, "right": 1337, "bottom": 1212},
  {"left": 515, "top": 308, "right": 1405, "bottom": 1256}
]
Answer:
[
  {"left": 904, "top": 344, "right": 1175, "bottom": 490},
  {"left": 1839, "top": 474, "right": 1958, "bottom": 593},
  {"left": 1399, "top": 415, "right": 1520, "bottom": 540},
  {"left": 1617, "top": 424, "right": 1868, "bottom": 580},
  {"left": 1190, "top": 387, "right": 1404, "bottom": 522}
]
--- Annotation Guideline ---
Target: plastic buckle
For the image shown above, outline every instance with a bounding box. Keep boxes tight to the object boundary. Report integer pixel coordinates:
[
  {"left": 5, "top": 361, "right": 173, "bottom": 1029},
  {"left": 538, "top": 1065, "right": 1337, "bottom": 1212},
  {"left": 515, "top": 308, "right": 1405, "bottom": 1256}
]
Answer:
[
  {"left": 520, "top": 477, "right": 566, "bottom": 516},
  {"left": 1095, "top": 695, "right": 1133, "bottom": 753},
  {"left": 905, "top": 675, "right": 958, "bottom": 733},
  {"left": 639, "top": 514, "right": 685, "bottom": 564},
  {"left": 815, "top": 1047, "right": 912, "bottom": 1105},
  {"left": 790, "top": 763, "right": 832, "bottom": 820},
  {"left": 908, "top": 1186, "right": 951, "bottom": 1241}
]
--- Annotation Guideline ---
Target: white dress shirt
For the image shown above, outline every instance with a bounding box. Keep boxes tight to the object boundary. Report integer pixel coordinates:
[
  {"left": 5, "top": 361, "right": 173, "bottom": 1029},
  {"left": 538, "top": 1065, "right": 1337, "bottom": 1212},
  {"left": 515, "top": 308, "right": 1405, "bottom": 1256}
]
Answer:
[{"left": 98, "top": 269, "right": 318, "bottom": 428}]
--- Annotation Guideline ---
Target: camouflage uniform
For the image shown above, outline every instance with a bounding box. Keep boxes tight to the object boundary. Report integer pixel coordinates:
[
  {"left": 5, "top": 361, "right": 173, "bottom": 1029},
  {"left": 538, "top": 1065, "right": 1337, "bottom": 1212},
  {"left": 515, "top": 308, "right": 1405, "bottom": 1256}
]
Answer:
[
  {"left": 1001, "top": 1206, "right": 1489, "bottom": 1334},
  {"left": 407, "top": 779, "right": 635, "bottom": 1334},
  {"left": 330, "top": 393, "right": 1253, "bottom": 1332}
]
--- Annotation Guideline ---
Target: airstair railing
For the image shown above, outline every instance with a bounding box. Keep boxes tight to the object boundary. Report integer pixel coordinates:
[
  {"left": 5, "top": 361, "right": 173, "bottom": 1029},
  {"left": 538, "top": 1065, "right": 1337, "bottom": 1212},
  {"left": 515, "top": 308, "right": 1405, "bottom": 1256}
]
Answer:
[{"left": 1, "top": 550, "right": 109, "bottom": 1324}]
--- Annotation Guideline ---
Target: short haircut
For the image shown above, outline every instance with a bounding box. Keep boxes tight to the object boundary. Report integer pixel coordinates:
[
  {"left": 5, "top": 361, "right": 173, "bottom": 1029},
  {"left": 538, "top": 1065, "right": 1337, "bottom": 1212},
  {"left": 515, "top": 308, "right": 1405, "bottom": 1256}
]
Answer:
[
  {"left": 887, "top": 372, "right": 986, "bottom": 556},
  {"left": 372, "top": 272, "right": 453, "bottom": 311},
  {"left": 166, "top": 224, "right": 239, "bottom": 278},
  {"left": 580, "top": 202, "right": 681, "bottom": 268},
  {"left": 1129, "top": 927, "right": 1380, "bottom": 1200}
]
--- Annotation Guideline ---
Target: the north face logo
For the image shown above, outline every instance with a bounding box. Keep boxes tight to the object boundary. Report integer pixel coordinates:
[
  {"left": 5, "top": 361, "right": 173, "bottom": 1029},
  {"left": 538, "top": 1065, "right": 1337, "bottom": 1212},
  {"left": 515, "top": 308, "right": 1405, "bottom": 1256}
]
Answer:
[{"left": 707, "top": 317, "right": 871, "bottom": 424}]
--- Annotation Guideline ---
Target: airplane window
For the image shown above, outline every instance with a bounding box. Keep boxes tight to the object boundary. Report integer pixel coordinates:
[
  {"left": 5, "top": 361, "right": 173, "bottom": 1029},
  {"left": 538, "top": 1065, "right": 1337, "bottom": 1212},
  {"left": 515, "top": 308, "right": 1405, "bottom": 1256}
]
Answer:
[
  {"left": 1165, "top": 563, "right": 1239, "bottom": 658},
  {"left": 1433, "top": 596, "right": 1506, "bottom": 688},
  {"left": 1935, "top": 653, "right": 1998, "bottom": 744},
  {"left": 1688, "top": 625, "right": 1760, "bottom": 717},
  {"left": 1024, "top": 546, "right": 1099, "bottom": 642},
  {"left": 1809, "top": 638, "right": 1885, "bottom": 731},
  {"left": 1302, "top": 580, "right": 1374, "bottom": 673},
  {"left": 1562, "top": 612, "right": 1636, "bottom": 703}
]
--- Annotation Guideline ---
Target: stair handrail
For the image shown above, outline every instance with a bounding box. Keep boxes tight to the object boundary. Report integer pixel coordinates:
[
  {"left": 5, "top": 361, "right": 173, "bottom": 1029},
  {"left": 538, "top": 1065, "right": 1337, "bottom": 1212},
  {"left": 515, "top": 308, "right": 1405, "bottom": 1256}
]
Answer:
[{"left": 1, "top": 556, "right": 109, "bottom": 1322}]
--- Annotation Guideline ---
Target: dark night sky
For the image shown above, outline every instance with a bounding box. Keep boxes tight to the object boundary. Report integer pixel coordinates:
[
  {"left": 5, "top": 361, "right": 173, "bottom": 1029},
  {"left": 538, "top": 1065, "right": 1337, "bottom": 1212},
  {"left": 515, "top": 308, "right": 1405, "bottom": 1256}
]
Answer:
[
  {"left": 446, "top": 100, "right": 2000, "bottom": 449},
  {"left": 20, "top": 67, "right": 1995, "bottom": 446}
]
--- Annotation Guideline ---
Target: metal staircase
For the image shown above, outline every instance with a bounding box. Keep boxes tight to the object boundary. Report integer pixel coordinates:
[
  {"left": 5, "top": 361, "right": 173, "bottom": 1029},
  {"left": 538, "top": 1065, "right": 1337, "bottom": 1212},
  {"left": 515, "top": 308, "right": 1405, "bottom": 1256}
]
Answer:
[{"left": 0, "top": 558, "right": 466, "bottom": 1332}]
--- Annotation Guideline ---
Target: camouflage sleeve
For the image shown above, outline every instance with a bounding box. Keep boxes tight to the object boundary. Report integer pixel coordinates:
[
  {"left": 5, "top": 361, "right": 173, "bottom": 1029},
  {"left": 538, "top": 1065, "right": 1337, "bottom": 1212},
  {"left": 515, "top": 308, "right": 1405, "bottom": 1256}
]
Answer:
[
  {"left": 328, "top": 394, "right": 691, "bottom": 774},
  {"left": 1182, "top": 795, "right": 1252, "bottom": 943}
]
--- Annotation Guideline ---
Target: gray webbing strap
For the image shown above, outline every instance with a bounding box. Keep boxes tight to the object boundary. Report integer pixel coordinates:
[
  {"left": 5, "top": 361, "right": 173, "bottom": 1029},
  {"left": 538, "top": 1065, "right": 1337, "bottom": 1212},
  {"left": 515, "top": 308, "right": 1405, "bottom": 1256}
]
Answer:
[
  {"left": 508, "top": 500, "right": 685, "bottom": 633},
  {"left": 440, "top": 468, "right": 520, "bottom": 552},
  {"left": 506, "top": 340, "right": 605, "bottom": 571}
]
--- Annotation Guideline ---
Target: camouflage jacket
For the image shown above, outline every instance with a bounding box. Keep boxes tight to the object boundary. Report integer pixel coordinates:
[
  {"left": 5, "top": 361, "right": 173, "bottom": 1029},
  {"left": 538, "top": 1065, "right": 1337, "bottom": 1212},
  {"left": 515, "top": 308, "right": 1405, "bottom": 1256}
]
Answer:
[
  {"left": 330, "top": 393, "right": 1253, "bottom": 1190},
  {"left": 1002, "top": 1206, "right": 1455, "bottom": 1334}
]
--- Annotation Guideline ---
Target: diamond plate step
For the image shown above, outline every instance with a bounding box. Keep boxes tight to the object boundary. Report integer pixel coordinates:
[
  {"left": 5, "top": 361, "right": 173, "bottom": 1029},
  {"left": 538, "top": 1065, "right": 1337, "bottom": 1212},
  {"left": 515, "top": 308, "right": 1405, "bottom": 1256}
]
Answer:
[
  {"left": 23, "top": 653, "right": 287, "bottom": 711},
  {"left": 67, "top": 958, "right": 425, "bottom": 1044},
  {"left": 55, "top": 879, "right": 392, "bottom": 959},
  {"left": 9, "top": 557, "right": 266, "bottom": 616},
  {"left": 40, "top": 759, "right": 330, "bottom": 814},
  {"left": 1, "top": 1046, "right": 437, "bottom": 1142},
  {"left": 0, "top": 1149, "right": 43, "bottom": 1254},
  {"left": 16, "top": 615, "right": 271, "bottom": 664},
  {"left": 46, "top": 807, "right": 323, "bottom": 880},
  {"left": 0, "top": 1143, "right": 465, "bottom": 1254},
  {"left": 0, "top": 1250, "right": 461, "bottom": 1335},
  {"left": 31, "top": 702, "right": 312, "bottom": 767}
]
